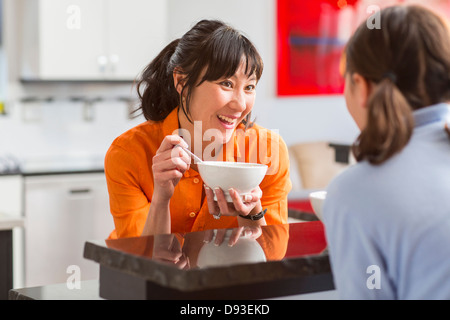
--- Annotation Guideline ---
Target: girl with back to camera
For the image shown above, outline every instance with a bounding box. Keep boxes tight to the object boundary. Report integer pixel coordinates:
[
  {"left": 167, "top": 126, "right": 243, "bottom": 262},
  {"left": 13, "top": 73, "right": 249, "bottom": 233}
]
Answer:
[
  {"left": 323, "top": 5, "right": 450, "bottom": 299},
  {"left": 104, "top": 20, "right": 291, "bottom": 242}
]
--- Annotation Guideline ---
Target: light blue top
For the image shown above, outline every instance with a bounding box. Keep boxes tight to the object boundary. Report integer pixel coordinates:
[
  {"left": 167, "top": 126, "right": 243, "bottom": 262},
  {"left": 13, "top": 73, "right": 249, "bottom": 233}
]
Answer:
[{"left": 323, "top": 103, "right": 450, "bottom": 299}]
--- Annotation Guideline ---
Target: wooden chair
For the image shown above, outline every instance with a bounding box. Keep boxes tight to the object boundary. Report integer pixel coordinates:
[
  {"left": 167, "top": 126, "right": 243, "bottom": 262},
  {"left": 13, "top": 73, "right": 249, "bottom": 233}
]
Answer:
[{"left": 288, "top": 141, "right": 352, "bottom": 190}]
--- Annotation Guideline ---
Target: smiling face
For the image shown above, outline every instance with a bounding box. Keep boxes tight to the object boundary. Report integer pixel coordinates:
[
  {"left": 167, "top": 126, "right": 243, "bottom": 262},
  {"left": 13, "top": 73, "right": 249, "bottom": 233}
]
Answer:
[{"left": 178, "top": 60, "right": 257, "bottom": 146}]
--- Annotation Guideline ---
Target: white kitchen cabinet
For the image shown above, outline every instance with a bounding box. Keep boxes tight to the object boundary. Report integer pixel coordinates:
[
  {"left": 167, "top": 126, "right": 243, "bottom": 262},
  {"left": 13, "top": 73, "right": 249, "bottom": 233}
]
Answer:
[
  {"left": 0, "top": 175, "right": 23, "bottom": 215},
  {"left": 21, "top": 0, "right": 167, "bottom": 80},
  {"left": 105, "top": 0, "right": 167, "bottom": 79},
  {"left": 24, "top": 173, "right": 114, "bottom": 287}
]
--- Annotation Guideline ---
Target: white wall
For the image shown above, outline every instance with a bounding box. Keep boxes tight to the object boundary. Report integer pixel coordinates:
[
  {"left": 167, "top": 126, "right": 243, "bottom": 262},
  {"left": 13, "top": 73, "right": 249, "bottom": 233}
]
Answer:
[{"left": 0, "top": 0, "right": 359, "bottom": 167}]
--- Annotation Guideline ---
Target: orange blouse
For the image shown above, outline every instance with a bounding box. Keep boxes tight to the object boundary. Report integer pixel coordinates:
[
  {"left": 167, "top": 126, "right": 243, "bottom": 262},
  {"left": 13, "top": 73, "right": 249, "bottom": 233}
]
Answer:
[{"left": 105, "top": 107, "right": 292, "bottom": 239}]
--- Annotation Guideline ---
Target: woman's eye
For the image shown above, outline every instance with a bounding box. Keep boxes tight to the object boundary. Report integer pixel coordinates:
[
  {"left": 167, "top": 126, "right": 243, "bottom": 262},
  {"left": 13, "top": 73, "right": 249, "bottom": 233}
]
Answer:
[
  {"left": 245, "top": 84, "right": 256, "bottom": 91},
  {"left": 221, "top": 81, "right": 233, "bottom": 88}
]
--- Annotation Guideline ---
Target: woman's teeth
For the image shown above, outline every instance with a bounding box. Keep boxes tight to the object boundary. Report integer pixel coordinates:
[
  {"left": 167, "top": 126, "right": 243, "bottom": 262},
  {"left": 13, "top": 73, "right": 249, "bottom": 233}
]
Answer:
[{"left": 217, "top": 115, "right": 236, "bottom": 125}]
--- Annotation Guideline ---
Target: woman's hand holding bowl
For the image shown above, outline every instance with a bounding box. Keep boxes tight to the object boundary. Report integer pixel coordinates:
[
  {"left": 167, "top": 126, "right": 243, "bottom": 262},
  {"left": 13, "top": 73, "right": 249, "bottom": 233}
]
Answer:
[{"left": 204, "top": 185, "right": 263, "bottom": 221}]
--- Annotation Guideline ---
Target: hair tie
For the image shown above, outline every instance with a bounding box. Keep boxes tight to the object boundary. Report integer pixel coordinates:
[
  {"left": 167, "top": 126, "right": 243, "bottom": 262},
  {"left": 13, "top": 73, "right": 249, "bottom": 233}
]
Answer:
[{"left": 382, "top": 72, "right": 397, "bottom": 83}]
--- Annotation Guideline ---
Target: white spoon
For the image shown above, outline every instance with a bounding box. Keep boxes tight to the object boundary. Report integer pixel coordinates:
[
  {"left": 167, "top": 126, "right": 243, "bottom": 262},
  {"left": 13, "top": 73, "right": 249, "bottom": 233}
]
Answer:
[{"left": 174, "top": 144, "right": 203, "bottom": 163}]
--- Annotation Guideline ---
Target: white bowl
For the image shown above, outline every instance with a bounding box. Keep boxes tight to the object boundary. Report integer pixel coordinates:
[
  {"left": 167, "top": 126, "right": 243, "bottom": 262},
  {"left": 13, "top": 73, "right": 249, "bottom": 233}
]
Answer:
[
  {"left": 197, "top": 229, "right": 266, "bottom": 268},
  {"left": 309, "top": 191, "right": 327, "bottom": 220},
  {"left": 198, "top": 161, "right": 267, "bottom": 202}
]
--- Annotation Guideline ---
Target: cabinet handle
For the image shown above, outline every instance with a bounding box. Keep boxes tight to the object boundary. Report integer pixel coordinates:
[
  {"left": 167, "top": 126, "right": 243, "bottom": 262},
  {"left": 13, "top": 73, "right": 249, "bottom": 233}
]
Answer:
[
  {"left": 69, "top": 188, "right": 91, "bottom": 194},
  {"left": 97, "top": 55, "right": 108, "bottom": 74},
  {"left": 109, "top": 54, "right": 119, "bottom": 74}
]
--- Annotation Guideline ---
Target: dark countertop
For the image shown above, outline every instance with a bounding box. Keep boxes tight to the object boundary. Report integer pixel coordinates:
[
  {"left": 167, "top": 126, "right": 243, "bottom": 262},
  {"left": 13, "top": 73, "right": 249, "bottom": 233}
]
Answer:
[
  {"left": 83, "top": 221, "right": 333, "bottom": 299},
  {"left": 21, "top": 168, "right": 104, "bottom": 177},
  {"left": 0, "top": 162, "right": 104, "bottom": 177}
]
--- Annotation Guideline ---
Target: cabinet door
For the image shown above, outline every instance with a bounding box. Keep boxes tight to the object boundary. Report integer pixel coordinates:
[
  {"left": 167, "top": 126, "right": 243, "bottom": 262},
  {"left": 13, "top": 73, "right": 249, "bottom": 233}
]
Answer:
[
  {"left": 22, "top": 0, "right": 167, "bottom": 80},
  {"left": 0, "top": 175, "right": 23, "bottom": 215},
  {"left": 106, "top": 0, "right": 168, "bottom": 79},
  {"left": 24, "top": 173, "right": 114, "bottom": 287},
  {"left": 39, "top": 0, "right": 106, "bottom": 79},
  {"left": 22, "top": 0, "right": 106, "bottom": 80}
]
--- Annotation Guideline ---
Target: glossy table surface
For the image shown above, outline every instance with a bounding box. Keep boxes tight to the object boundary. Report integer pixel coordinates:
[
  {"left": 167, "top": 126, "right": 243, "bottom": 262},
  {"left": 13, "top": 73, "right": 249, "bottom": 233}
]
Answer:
[{"left": 83, "top": 221, "right": 332, "bottom": 298}]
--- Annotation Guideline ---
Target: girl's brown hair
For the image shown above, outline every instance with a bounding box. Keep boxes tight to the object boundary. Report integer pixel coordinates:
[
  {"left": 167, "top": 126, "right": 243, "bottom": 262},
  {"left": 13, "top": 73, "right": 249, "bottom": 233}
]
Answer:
[
  {"left": 345, "top": 5, "right": 450, "bottom": 165},
  {"left": 135, "top": 19, "right": 263, "bottom": 126}
]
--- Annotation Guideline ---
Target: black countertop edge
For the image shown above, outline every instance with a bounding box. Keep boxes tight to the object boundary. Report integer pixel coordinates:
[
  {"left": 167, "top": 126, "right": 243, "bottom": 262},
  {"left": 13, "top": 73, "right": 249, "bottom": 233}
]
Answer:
[
  {"left": 83, "top": 240, "right": 331, "bottom": 293},
  {"left": 21, "top": 168, "right": 105, "bottom": 177},
  {"left": 288, "top": 208, "right": 319, "bottom": 221},
  {"left": 20, "top": 79, "right": 135, "bottom": 84},
  {"left": 0, "top": 171, "right": 22, "bottom": 176},
  {"left": 0, "top": 168, "right": 105, "bottom": 177}
]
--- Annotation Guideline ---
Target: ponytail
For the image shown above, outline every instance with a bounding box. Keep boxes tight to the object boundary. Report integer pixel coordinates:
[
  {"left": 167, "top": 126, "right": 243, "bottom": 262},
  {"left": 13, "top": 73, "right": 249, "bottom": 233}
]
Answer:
[
  {"left": 352, "top": 79, "right": 415, "bottom": 165},
  {"left": 345, "top": 5, "right": 450, "bottom": 165},
  {"left": 136, "top": 39, "right": 180, "bottom": 121}
]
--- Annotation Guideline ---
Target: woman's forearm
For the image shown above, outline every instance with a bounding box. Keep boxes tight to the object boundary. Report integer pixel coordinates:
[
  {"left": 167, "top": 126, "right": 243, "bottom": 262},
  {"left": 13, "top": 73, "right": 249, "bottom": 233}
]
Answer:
[{"left": 141, "top": 194, "right": 171, "bottom": 236}]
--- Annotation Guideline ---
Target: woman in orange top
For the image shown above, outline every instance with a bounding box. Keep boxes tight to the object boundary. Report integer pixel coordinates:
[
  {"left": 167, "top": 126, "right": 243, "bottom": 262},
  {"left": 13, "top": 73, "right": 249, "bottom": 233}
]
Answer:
[{"left": 105, "top": 20, "right": 292, "bottom": 239}]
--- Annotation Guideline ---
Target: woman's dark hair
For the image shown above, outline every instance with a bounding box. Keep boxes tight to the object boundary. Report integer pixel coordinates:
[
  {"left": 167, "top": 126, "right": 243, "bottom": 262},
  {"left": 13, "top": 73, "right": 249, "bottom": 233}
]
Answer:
[
  {"left": 345, "top": 5, "right": 450, "bottom": 165},
  {"left": 135, "top": 19, "right": 263, "bottom": 126}
]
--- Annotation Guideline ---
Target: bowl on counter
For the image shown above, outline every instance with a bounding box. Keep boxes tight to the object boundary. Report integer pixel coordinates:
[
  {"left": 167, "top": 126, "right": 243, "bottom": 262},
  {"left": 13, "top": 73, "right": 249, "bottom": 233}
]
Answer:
[
  {"left": 198, "top": 161, "right": 267, "bottom": 202},
  {"left": 309, "top": 191, "right": 327, "bottom": 220}
]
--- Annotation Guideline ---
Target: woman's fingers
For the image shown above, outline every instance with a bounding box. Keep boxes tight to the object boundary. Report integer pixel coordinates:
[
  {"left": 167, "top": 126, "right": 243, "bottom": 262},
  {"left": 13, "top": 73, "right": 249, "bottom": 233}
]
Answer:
[
  {"left": 153, "top": 149, "right": 190, "bottom": 173},
  {"left": 204, "top": 185, "right": 220, "bottom": 217},
  {"left": 203, "top": 229, "right": 215, "bottom": 243},
  {"left": 174, "top": 254, "right": 189, "bottom": 269},
  {"left": 155, "top": 135, "right": 191, "bottom": 163},
  {"left": 229, "top": 187, "right": 262, "bottom": 216},
  {"left": 151, "top": 135, "right": 191, "bottom": 200},
  {"left": 152, "top": 135, "right": 191, "bottom": 184},
  {"left": 228, "top": 227, "right": 243, "bottom": 246},
  {"left": 206, "top": 186, "right": 263, "bottom": 218},
  {"left": 214, "top": 229, "right": 227, "bottom": 246},
  {"left": 242, "top": 226, "right": 263, "bottom": 239},
  {"left": 156, "top": 134, "right": 188, "bottom": 154},
  {"left": 214, "top": 187, "right": 230, "bottom": 215}
]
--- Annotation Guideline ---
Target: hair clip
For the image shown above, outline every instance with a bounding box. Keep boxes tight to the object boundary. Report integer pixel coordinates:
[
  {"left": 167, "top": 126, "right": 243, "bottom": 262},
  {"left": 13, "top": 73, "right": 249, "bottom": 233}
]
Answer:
[{"left": 382, "top": 72, "right": 397, "bottom": 83}]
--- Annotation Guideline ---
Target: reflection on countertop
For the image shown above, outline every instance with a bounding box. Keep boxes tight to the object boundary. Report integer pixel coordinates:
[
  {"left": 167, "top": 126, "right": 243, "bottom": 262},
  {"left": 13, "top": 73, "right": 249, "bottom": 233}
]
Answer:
[{"left": 83, "top": 221, "right": 332, "bottom": 300}]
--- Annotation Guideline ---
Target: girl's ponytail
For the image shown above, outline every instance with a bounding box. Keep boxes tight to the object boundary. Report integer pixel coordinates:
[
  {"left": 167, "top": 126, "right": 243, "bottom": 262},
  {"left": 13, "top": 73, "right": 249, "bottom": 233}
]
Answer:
[
  {"left": 353, "top": 78, "right": 414, "bottom": 164},
  {"left": 346, "top": 5, "right": 450, "bottom": 165},
  {"left": 136, "top": 39, "right": 180, "bottom": 121}
]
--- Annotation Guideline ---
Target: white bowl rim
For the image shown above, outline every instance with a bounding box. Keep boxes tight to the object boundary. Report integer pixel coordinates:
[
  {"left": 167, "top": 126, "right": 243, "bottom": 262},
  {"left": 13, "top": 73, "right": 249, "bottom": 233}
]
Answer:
[
  {"left": 198, "top": 161, "right": 268, "bottom": 169},
  {"left": 309, "top": 190, "right": 327, "bottom": 199}
]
